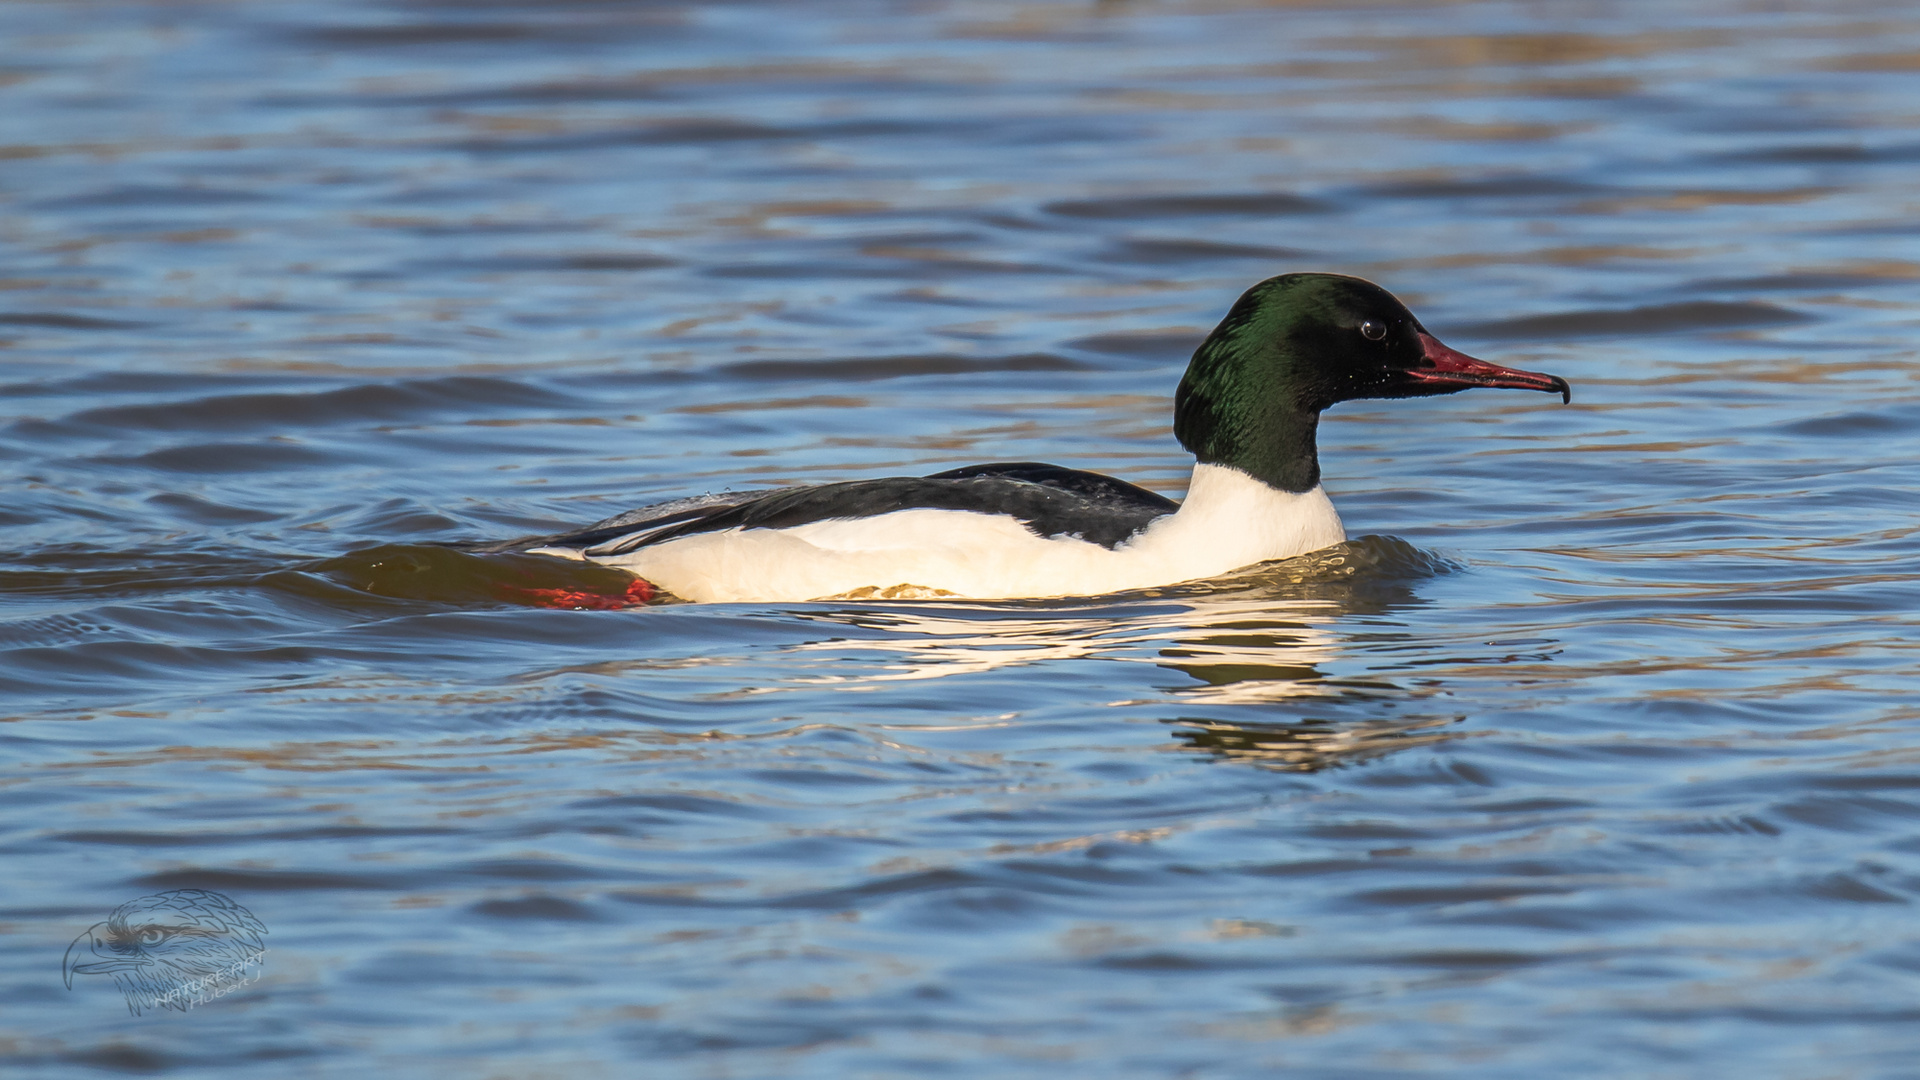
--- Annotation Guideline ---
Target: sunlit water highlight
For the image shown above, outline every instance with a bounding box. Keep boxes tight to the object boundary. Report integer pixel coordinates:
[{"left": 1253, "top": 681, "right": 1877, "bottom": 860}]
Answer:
[{"left": 3, "top": 1, "right": 1919, "bottom": 1075}]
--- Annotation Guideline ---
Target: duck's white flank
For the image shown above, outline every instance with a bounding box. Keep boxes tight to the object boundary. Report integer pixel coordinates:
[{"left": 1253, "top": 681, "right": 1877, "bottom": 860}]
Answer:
[{"left": 537, "top": 463, "right": 1346, "bottom": 603}]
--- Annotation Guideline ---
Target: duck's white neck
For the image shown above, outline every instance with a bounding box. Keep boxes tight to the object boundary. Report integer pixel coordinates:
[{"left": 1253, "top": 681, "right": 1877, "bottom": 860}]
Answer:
[{"left": 1127, "top": 462, "right": 1346, "bottom": 574}]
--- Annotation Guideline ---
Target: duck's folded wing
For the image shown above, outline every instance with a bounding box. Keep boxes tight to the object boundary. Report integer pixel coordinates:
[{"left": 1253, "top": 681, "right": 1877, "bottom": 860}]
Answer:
[
  {"left": 487, "top": 463, "right": 1179, "bottom": 557},
  {"left": 923, "top": 462, "right": 1178, "bottom": 515},
  {"left": 470, "top": 491, "right": 767, "bottom": 556}
]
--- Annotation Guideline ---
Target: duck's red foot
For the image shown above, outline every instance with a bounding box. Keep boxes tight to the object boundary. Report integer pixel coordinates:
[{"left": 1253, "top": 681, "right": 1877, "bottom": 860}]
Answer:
[{"left": 506, "top": 577, "right": 656, "bottom": 609}]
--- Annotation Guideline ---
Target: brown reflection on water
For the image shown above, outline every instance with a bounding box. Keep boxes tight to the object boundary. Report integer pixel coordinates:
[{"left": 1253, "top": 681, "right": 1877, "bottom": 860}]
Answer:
[
  {"left": 44, "top": 723, "right": 848, "bottom": 785},
  {"left": 1390, "top": 244, "right": 1709, "bottom": 269},
  {"left": 1381, "top": 116, "right": 1591, "bottom": 142},
  {"left": 47, "top": 739, "right": 487, "bottom": 775},
  {"left": 1575, "top": 187, "right": 1833, "bottom": 214},
  {"left": 672, "top": 395, "right": 869, "bottom": 415},
  {"left": 1389, "top": 29, "right": 1732, "bottom": 68},
  {"left": 1818, "top": 48, "right": 1920, "bottom": 72}
]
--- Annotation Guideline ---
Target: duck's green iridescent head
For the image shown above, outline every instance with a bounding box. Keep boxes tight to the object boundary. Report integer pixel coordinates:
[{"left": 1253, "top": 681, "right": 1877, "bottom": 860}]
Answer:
[{"left": 1175, "top": 273, "right": 1570, "bottom": 492}]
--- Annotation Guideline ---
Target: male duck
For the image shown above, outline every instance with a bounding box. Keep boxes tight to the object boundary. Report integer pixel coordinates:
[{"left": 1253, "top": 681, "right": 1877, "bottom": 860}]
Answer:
[{"left": 499, "top": 273, "right": 1570, "bottom": 603}]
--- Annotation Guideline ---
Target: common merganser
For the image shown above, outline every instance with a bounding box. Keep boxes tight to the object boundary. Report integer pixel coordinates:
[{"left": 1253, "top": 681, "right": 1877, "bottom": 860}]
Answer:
[{"left": 495, "top": 273, "right": 1570, "bottom": 603}]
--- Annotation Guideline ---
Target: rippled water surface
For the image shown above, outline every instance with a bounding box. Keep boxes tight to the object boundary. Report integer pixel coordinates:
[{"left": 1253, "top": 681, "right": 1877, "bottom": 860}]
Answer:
[{"left": 5, "top": 1, "right": 1920, "bottom": 1075}]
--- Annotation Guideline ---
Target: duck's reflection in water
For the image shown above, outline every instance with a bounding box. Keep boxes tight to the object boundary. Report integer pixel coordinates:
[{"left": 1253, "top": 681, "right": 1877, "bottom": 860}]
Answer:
[
  {"left": 791, "top": 597, "right": 1341, "bottom": 688},
  {"left": 792, "top": 537, "right": 1465, "bottom": 770},
  {"left": 1166, "top": 713, "right": 1467, "bottom": 772}
]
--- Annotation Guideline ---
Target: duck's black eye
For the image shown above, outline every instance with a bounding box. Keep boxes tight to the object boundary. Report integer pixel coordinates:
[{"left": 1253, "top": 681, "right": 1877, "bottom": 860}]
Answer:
[{"left": 1358, "top": 320, "right": 1386, "bottom": 341}]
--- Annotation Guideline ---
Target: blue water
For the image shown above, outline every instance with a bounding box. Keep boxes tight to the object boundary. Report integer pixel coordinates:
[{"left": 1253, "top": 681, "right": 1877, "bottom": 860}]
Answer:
[{"left": 4, "top": 1, "right": 1920, "bottom": 1075}]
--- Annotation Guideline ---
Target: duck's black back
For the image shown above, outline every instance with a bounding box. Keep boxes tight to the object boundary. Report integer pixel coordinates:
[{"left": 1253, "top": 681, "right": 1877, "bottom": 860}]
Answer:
[{"left": 483, "top": 462, "right": 1179, "bottom": 557}]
